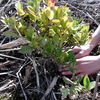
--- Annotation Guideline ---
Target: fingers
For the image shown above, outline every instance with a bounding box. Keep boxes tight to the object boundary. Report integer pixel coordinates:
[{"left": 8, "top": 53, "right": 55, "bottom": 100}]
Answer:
[
  {"left": 59, "top": 67, "right": 72, "bottom": 75},
  {"left": 61, "top": 71, "right": 73, "bottom": 75},
  {"left": 59, "top": 65, "right": 81, "bottom": 75},
  {"left": 71, "top": 46, "right": 81, "bottom": 53},
  {"left": 76, "top": 56, "right": 94, "bottom": 63},
  {"left": 76, "top": 73, "right": 87, "bottom": 78},
  {"left": 75, "top": 50, "right": 85, "bottom": 59}
]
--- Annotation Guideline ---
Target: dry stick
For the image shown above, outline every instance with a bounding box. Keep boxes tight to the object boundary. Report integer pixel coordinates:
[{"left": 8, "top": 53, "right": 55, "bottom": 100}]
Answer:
[
  {"left": 16, "top": 73, "right": 27, "bottom": 100},
  {"left": 16, "top": 60, "right": 31, "bottom": 100},
  {"left": 0, "top": 38, "right": 30, "bottom": 49},
  {"left": 0, "top": 80, "right": 14, "bottom": 92},
  {"left": 41, "top": 76, "right": 58, "bottom": 100},
  {"left": 52, "top": 91, "right": 57, "bottom": 100},
  {"left": 0, "top": 61, "right": 14, "bottom": 67},
  {"left": 44, "top": 68, "right": 56, "bottom": 99},
  {"left": 0, "top": 83, "right": 17, "bottom": 92},
  {"left": 28, "top": 57, "right": 40, "bottom": 90},
  {"left": 0, "top": 26, "right": 8, "bottom": 33},
  {"left": 92, "top": 71, "right": 100, "bottom": 100},
  {"left": 63, "top": 76, "right": 77, "bottom": 85},
  {"left": 0, "top": 37, "right": 7, "bottom": 45},
  {"left": 0, "top": 53, "right": 25, "bottom": 61},
  {"left": 0, "top": 47, "right": 21, "bottom": 52},
  {"left": 0, "top": 0, "right": 11, "bottom": 14}
]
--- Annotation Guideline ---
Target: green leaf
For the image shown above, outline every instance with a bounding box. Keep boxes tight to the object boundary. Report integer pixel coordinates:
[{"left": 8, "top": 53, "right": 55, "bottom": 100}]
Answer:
[
  {"left": 27, "top": 6, "right": 37, "bottom": 21},
  {"left": 61, "top": 88, "right": 69, "bottom": 98},
  {"left": 69, "top": 86, "right": 79, "bottom": 99},
  {"left": 25, "top": 26, "right": 34, "bottom": 41},
  {"left": 52, "top": 25, "right": 59, "bottom": 34},
  {"left": 15, "top": 1, "right": 25, "bottom": 16},
  {"left": 89, "top": 81, "right": 96, "bottom": 90},
  {"left": 45, "top": 7, "right": 54, "bottom": 20},
  {"left": 68, "top": 51, "right": 75, "bottom": 59},
  {"left": 69, "top": 67, "right": 74, "bottom": 73},
  {"left": 3, "top": 31, "right": 19, "bottom": 37},
  {"left": 60, "top": 34, "right": 68, "bottom": 47},
  {"left": 81, "top": 25, "right": 89, "bottom": 33},
  {"left": 53, "top": 34, "right": 59, "bottom": 45},
  {"left": 41, "top": 10, "right": 48, "bottom": 23},
  {"left": 69, "top": 58, "right": 76, "bottom": 67},
  {"left": 8, "top": 17, "right": 17, "bottom": 29},
  {"left": 83, "top": 75, "right": 90, "bottom": 90},
  {"left": 19, "top": 45, "right": 33, "bottom": 54},
  {"left": 27, "top": 1, "right": 34, "bottom": 6},
  {"left": 75, "top": 76, "right": 83, "bottom": 83},
  {"left": 45, "top": 42, "right": 55, "bottom": 54},
  {"left": 64, "top": 53, "right": 70, "bottom": 62},
  {"left": 55, "top": 48, "right": 62, "bottom": 56},
  {"left": 40, "top": 37, "right": 48, "bottom": 45},
  {"left": 60, "top": 16, "right": 68, "bottom": 28},
  {"left": 55, "top": 6, "right": 65, "bottom": 18}
]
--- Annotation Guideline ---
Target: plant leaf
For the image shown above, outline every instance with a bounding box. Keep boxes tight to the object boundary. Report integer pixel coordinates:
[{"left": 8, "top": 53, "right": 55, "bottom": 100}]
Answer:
[
  {"left": 19, "top": 45, "right": 33, "bottom": 54},
  {"left": 45, "top": 7, "right": 54, "bottom": 20},
  {"left": 89, "top": 81, "right": 96, "bottom": 90},
  {"left": 53, "top": 34, "right": 59, "bottom": 45},
  {"left": 45, "top": 42, "right": 55, "bottom": 54},
  {"left": 83, "top": 75, "right": 90, "bottom": 90},
  {"left": 15, "top": 1, "right": 25, "bottom": 16},
  {"left": 61, "top": 88, "right": 69, "bottom": 98},
  {"left": 69, "top": 67, "right": 74, "bottom": 73},
  {"left": 3, "top": 31, "right": 19, "bottom": 37}
]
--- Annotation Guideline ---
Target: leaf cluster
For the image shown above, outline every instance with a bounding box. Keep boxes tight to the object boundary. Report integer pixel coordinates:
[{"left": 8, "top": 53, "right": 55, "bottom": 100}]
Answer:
[
  {"left": 3, "top": 0, "right": 90, "bottom": 68},
  {"left": 62, "top": 75, "right": 96, "bottom": 99}
]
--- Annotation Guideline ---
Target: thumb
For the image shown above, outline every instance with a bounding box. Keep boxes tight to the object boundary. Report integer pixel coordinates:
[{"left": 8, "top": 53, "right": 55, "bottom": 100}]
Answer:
[{"left": 71, "top": 46, "right": 81, "bottom": 54}]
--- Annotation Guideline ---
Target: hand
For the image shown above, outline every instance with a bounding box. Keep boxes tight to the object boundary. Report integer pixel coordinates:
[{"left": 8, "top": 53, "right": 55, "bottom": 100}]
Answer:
[
  {"left": 59, "top": 55, "right": 100, "bottom": 77},
  {"left": 72, "top": 45, "right": 92, "bottom": 59}
]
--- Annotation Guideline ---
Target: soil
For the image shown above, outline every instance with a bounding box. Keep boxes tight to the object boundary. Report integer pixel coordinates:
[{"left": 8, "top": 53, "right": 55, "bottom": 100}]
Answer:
[{"left": 0, "top": 0, "right": 100, "bottom": 100}]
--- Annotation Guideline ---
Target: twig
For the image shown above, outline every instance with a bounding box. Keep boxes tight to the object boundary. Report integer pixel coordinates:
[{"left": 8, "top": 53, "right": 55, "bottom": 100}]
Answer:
[
  {"left": 0, "top": 26, "right": 8, "bottom": 33},
  {"left": 63, "top": 76, "right": 77, "bottom": 85},
  {"left": 41, "top": 76, "right": 58, "bottom": 100},
  {"left": 28, "top": 57, "right": 40, "bottom": 90},
  {"left": 16, "top": 60, "right": 31, "bottom": 100},
  {"left": 0, "top": 37, "right": 7, "bottom": 45},
  {"left": 0, "top": 80, "right": 14, "bottom": 92},
  {"left": 0, "top": 0, "right": 11, "bottom": 14},
  {"left": 16, "top": 73, "right": 27, "bottom": 100},
  {"left": 0, "top": 47, "right": 21, "bottom": 52},
  {"left": 52, "top": 91, "right": 57, "bottom": 100},
  {"left": 0, "top": 53, "right": 25, "bottom": 61},
  {"left": 0, "top": 38, "right": 30, "bottom": 49},
  {"left": 92, "top": 71, "right": 100, "bottom": 100},
  {"left": 0, "top": 61, "right": 14, "bottom": 67}
]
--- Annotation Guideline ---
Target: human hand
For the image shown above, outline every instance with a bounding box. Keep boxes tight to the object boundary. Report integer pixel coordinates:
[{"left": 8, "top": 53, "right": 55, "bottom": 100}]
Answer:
[
  {"left": 59, "top": 55, "right": 100, "bottom": 77},
  {"left": 72, "top": 45, "right": 92, "bottom": 59}
]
